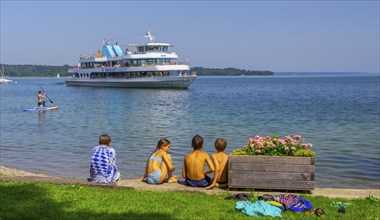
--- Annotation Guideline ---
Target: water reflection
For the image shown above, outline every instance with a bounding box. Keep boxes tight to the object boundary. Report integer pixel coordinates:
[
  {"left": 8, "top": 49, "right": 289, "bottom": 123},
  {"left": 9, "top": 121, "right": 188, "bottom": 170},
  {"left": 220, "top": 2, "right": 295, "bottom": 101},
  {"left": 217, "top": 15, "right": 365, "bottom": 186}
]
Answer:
[{"left": 38, "top": 111, "right": 46, "bottom": 126}]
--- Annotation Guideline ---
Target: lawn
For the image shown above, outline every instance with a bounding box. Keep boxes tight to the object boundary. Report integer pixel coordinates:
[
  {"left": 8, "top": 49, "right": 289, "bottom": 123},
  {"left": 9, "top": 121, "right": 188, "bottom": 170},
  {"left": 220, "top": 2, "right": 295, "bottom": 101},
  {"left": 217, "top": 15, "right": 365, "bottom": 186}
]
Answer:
[{"left": 0, "top": 182, "right": 379, "bottom": 219}]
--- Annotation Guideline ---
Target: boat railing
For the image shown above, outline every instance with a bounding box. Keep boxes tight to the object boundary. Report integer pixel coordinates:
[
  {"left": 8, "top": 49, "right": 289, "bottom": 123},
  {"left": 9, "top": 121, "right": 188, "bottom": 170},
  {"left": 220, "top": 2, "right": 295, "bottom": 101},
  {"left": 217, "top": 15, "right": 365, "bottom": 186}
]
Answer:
[
  {"left": 141, "top": 62, "right": 189, "bottom": 66},
  {"left": 74, "top": 61, "right": 189, "bottom": 69},
  {"left": 79, "top": 55, "right": 96, "bottom": 60}
]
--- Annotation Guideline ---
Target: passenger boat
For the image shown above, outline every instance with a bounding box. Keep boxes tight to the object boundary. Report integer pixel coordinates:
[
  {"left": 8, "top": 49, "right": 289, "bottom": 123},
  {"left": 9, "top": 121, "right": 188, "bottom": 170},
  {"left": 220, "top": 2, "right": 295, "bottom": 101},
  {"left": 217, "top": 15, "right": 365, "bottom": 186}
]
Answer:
[{"left": 65, "top": 32, "right": 196, "bottom": 89}]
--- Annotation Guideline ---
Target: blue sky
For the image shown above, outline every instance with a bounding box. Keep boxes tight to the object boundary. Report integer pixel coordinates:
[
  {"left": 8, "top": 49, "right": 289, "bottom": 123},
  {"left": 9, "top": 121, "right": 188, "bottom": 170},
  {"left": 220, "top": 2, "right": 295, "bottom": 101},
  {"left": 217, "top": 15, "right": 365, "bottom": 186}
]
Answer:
[{"left": 1, "top": 1, "right": 379, "bottom": 72}]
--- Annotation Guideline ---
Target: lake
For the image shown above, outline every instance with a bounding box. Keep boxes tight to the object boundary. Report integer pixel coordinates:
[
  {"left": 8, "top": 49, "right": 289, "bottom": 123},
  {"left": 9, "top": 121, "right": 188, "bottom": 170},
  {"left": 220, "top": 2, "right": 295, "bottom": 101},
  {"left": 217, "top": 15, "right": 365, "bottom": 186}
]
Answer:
[{"left": 0, "top": 75, "right": 379, "bottom": 188}]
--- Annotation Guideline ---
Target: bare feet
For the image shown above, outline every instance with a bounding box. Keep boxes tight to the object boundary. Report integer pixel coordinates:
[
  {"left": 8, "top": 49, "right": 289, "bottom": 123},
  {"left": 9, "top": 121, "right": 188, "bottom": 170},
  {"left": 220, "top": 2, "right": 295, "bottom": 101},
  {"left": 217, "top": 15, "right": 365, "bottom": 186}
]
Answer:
[
  {"left": 205, "top": 184, "right": 214, "bottom": 190},
  {"left": 167, "top": 175, "right": 178, "bottom": 183}
]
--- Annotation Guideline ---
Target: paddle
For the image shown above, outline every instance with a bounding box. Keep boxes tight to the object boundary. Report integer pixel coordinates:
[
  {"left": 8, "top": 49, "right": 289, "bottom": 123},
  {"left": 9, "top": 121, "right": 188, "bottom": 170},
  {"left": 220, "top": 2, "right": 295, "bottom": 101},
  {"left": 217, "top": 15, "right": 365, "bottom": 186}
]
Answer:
[{"left": 38, "top": 85, "right": 54, "bottom": 103}]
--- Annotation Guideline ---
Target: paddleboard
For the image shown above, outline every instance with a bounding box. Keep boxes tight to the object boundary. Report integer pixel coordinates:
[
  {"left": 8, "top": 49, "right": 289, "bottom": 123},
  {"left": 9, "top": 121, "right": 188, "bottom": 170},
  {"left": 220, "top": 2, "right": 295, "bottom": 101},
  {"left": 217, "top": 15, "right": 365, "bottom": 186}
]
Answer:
[{"left": 23, "top": 106, "right": 59, "bottom": 112}]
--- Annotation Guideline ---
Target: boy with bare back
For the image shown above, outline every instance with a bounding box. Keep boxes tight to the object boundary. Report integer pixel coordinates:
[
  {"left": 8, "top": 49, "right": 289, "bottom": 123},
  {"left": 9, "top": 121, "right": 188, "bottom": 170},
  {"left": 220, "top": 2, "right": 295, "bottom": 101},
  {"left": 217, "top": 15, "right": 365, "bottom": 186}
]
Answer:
[
  {"left": 182, "top": 134, "right": 215, "bottom": 187},
  {"left": 205, "top": 138, "right": 229, "bottom": 189}
]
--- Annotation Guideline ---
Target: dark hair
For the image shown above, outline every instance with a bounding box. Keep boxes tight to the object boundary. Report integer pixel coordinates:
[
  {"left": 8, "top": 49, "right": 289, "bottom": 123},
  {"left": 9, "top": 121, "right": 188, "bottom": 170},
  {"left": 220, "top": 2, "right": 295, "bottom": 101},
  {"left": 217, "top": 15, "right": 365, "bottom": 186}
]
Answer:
[
  {"left": 38, "top": 90, "right": 42, "bottom": 94},
  {"left": 99, "top": 134, "right": 111, "bottom": 145},
  {"left": 215, "top": 138, "right": 227, "bottom": 151},
  {"left": 192, "top": 134, "right": 204, "bottom": 150}
]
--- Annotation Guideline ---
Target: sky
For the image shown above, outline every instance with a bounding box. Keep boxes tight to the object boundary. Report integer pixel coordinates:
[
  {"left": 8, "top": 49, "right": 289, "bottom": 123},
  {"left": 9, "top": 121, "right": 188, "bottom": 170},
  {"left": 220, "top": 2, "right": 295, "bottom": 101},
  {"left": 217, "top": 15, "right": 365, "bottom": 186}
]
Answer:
[{"left": 1, "top": 1, "right": 379, "bottom": 73}]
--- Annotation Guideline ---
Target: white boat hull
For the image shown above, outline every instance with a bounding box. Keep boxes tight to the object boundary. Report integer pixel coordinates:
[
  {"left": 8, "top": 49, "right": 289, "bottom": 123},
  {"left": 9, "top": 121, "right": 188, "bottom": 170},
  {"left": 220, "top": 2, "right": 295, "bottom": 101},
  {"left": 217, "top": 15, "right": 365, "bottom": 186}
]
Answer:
[
  {"left": 0, "top": 78, "right": 12, "bottom": 84},
  {"left": 65, "top": 76, "right": 196, "bottom": 89}
]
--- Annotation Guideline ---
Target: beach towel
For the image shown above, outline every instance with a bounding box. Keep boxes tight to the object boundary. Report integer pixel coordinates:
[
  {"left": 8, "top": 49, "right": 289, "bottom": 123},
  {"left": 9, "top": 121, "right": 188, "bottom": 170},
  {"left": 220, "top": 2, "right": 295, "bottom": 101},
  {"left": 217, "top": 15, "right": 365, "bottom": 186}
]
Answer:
[
  {"left": 273, "top": 194, "right": 313, "bottom": 212},
  {"left": 235, "top": 200, "right": 282, "bottom": 217},
  {"left": 89, "top": 145, "right": 120, "bottom": 183}
]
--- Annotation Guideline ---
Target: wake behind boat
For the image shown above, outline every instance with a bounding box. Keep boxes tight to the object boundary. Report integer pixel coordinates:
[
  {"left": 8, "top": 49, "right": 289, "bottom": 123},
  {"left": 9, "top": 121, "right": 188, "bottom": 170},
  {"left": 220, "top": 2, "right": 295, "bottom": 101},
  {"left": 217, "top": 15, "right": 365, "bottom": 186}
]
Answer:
[{"left": 65, "top": 32, "right": 196, "bottom": 89}]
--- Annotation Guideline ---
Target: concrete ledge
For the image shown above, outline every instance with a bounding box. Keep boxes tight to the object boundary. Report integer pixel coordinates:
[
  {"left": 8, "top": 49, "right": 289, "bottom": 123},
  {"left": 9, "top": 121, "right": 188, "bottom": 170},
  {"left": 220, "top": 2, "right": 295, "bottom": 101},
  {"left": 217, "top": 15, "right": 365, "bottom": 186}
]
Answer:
[{"left": 1, "top": 166, "right": 379, "bottom": 199}]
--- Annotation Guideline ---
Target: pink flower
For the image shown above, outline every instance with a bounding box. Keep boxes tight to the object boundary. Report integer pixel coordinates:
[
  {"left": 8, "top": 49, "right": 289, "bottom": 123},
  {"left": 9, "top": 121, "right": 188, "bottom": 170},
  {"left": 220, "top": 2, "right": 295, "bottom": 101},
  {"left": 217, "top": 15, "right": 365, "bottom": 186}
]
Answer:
[
  {"left": 294, "top": 135, "right": 301, "bottom": 140},
  {"left": 257, "top": 143, "right": 264, "bottom": 149},
  {"left": 240, "top": 134, "right": 314, "bottom": 157}
]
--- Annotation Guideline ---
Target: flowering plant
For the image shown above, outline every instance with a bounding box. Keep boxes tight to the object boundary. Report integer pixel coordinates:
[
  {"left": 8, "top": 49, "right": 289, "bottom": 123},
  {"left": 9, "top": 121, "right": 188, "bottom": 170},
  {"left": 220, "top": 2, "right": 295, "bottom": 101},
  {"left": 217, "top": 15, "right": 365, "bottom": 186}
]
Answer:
[{"left": 232, "top": 135, "right": 316, "bottom": 157}]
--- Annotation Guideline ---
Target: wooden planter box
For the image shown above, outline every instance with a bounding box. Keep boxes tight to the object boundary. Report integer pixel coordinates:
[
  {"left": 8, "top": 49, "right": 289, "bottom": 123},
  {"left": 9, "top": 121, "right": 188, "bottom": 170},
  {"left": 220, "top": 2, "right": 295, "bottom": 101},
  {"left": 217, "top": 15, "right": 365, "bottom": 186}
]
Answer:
[{"left": 228, "top": 155, "right": 315, "bottom": 190}]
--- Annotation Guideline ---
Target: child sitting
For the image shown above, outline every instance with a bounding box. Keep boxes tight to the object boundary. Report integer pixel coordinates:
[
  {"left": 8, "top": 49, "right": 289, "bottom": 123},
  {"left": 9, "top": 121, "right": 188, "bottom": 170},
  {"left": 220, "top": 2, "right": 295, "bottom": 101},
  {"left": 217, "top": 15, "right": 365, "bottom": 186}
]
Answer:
[
  {"left": 206, "top": 138, "right": 229, "bottom": 189},
  {"left": 89, "top": 134, "right": 120, "bottom": 183},
  {"left": 182, "top": 135, "right": 215, "bottom": 187},
  {"left": 142, "top": 138, "right": 177, "bottom": 184}
]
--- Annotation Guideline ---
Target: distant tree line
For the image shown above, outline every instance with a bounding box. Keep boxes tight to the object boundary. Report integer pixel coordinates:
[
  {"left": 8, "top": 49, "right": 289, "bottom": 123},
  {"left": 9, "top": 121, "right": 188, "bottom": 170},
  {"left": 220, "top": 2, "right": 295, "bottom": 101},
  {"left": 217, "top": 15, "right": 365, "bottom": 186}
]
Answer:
[
  {"left": 1, "top": 64, "right": 71, "bottom": 77},
  {"left": 190, "top": 67, "right": 273, "bottom": 76},
  {"left": 1, "top": 64, "right": 273, "bottom": 77}
]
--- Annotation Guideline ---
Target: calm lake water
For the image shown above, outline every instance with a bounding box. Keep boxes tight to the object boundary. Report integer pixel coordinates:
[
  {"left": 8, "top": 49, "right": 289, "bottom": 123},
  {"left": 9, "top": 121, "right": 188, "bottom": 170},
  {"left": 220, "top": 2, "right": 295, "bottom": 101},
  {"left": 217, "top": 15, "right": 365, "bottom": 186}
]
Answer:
[{"left": 0, "top": 75, "right": 379, "bottom": 188}]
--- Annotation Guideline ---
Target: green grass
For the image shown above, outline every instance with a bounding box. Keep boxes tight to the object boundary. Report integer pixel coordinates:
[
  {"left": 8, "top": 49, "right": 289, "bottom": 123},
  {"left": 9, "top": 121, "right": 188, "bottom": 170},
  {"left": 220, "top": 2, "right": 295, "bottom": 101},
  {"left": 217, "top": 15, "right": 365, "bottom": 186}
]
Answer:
[{"left": 0, "top": 182, "right": 379, "bottom": 220}]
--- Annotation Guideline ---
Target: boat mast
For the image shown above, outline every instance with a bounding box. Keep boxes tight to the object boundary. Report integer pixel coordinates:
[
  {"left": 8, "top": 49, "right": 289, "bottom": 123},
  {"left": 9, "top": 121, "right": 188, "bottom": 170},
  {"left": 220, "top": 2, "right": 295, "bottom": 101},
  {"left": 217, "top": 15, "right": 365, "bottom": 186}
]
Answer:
[{"left": 144, "top": 31, "right": 155, "bottom": 43}]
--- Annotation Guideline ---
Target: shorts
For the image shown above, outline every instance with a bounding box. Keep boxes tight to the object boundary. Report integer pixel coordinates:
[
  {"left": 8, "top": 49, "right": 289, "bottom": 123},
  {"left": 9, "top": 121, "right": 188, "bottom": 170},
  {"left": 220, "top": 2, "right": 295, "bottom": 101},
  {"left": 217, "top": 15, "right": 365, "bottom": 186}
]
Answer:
[
  {"left": 38, "top": 101, "right": 46, "bottom": 107},
  {"left": 185, "top": 175, "right": 211, "bottom": 187},
  {"left": 147, "top": 169, "right": 162, "bottom": 184}
]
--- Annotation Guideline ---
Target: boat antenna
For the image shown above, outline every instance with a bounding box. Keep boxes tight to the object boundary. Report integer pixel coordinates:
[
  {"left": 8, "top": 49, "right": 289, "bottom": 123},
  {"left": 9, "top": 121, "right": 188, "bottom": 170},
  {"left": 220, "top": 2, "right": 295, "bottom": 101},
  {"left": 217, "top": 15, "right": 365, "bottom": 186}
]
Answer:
[{"left": 144, "top": 31, "right": 155, "bottom": 43}]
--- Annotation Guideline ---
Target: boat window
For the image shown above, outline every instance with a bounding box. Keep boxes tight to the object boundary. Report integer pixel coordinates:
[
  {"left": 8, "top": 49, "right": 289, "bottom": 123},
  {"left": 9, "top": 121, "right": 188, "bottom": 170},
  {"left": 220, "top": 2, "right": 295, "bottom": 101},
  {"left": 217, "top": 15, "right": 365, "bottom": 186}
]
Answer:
[
  {"left": 123, "top": 61, "right": 130, "bottom": 67},
  {"left": 111, "top": 61, "right": 120, "bottom": 66},
  {"left": 146, "top": 59, "right": 157, "bottom": 65},
  {"left": 81, "top": 62, "right": 93, "bottom": 68},
  {"left": 163, "top": 46, "right": 168, "bottom": 51},
  {"left": 131, "top": 60, "right": 141, "bottom": 66},
  {"left": 94, "top": 62, "right": 107, "bottom": 68}
]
